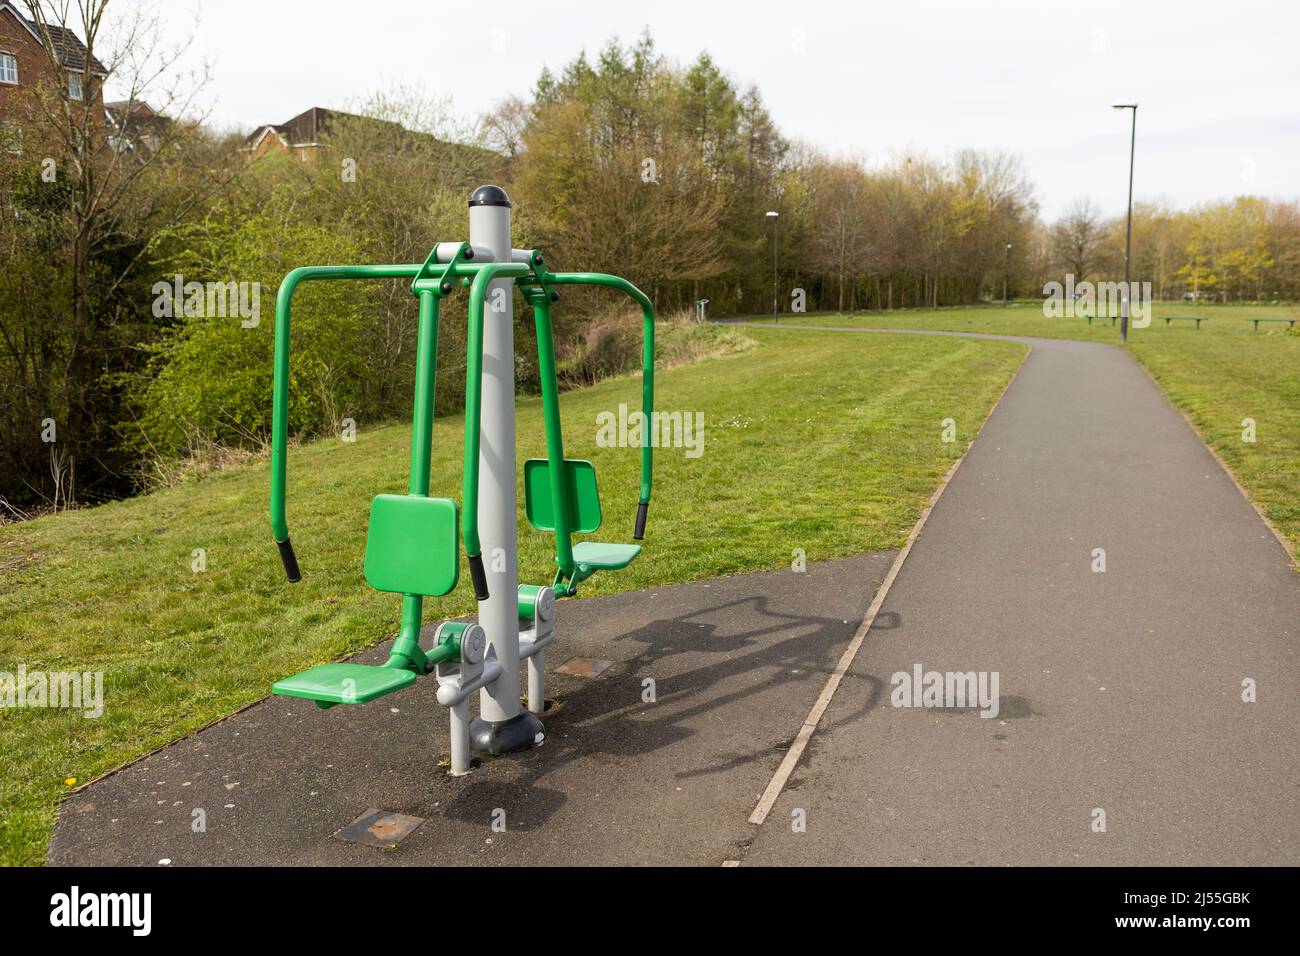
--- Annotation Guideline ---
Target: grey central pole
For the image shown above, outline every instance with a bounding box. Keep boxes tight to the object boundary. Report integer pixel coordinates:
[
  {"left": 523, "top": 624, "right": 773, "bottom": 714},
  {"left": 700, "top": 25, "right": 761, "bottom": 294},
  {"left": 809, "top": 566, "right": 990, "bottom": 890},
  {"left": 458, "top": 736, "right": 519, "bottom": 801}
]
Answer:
[{"left": 466, "top": 184, "right": 544, "bottom": 755}]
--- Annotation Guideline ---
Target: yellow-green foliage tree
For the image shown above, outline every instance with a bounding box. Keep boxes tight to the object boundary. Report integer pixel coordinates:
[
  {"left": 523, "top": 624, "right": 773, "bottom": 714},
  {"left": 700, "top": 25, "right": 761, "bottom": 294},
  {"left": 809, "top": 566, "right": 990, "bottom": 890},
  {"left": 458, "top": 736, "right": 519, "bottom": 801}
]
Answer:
[{"left": 1065, "top": 196, "right": 1295, "bottom": 303}]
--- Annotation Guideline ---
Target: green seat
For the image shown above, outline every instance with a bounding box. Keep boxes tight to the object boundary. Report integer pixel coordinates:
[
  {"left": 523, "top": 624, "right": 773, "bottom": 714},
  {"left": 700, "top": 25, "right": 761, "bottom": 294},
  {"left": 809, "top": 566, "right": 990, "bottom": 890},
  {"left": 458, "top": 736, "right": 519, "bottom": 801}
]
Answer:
[
  {"left": 572, "top": 541, "right": 641, "bottom": 571},
  {"left": 525, "top": 459, "right": 602, "bottom": 533},
  {"left": 363, "top": 494, "right": 459, "bottom": 596},
  {"left": 273, "top": 662, "right": 416, "bottom": 706}
]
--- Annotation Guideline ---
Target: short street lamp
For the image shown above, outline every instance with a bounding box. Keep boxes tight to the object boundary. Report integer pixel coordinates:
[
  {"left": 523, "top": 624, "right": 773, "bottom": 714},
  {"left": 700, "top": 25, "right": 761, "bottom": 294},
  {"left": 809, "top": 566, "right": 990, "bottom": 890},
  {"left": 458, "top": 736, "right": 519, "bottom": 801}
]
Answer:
[
  {"left": 766, "top": 210, "right": 779, "bottom": 321},
  {"left": 1003, "top": 243, "right": 1012, "bottom": 307}
]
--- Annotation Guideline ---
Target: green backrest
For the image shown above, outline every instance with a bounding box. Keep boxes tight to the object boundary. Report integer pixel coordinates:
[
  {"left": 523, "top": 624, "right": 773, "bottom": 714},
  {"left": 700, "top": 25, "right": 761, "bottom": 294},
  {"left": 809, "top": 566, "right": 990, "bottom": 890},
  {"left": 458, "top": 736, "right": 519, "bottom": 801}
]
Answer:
[
  {"left": 363, "top": 494, "right": 460, "bottom": 596},
  {"left": 524, "top": 459, "right": 602, "bottom": 534}
]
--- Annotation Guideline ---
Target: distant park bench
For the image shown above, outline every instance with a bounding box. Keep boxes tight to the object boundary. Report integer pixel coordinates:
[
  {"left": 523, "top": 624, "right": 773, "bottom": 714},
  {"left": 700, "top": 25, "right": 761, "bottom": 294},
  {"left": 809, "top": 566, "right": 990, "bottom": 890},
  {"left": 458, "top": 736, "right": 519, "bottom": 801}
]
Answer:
[
  {"left": 1162, "top": 316, "right": 1207, "bottom": 330},
  {"left": 1248, "top": 317, "right": 1296, "bottom": 332},
  {"left": 1085, "top": 314, "right": 1117, "bottom": 326}
]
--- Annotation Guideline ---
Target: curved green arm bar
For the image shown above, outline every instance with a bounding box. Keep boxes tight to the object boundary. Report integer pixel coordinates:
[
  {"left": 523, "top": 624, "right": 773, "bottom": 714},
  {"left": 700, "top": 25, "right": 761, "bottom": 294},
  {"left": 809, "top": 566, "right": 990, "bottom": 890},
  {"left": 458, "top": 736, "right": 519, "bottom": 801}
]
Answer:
[
  {"left": 272, "top": 265, "right": 425, "bottom": 552},
  {"left": 547, "top": 272, "right": 656, "bottom": 508},
  {"left": 461, "top": 262, "right": 531, "bottom": 561},
  {"left": 271, "top": 260, "right": 500, "bottom": 575}
]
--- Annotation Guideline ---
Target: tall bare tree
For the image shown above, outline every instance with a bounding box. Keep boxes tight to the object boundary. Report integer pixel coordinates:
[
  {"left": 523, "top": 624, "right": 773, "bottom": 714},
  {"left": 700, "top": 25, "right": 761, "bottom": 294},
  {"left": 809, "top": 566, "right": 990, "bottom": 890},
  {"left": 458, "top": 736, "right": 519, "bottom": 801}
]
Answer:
[{"left": 1050, "top": 197, "right": 1105, "bottom": 281}]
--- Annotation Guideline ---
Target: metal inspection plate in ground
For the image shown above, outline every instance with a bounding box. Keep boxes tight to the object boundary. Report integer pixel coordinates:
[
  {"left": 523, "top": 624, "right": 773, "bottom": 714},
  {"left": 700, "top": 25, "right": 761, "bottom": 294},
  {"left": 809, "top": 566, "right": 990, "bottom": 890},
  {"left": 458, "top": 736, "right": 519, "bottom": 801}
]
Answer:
[
  {"left": 555, "top": 657, "right": 612, "bottom": 677},
  {"left": 334, "top": 808, "right": 425, "bottom": 847}
]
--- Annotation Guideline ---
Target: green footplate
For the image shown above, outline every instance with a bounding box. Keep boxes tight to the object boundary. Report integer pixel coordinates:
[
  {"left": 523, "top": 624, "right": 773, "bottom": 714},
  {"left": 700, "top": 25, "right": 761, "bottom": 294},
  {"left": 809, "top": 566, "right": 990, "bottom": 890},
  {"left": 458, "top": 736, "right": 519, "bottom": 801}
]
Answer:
[
  {"left": 273, "top": 662, "right": 416, "bottom": 705},
  {"left": 572, "top": 541, "right": 641, "bottom": 571}
]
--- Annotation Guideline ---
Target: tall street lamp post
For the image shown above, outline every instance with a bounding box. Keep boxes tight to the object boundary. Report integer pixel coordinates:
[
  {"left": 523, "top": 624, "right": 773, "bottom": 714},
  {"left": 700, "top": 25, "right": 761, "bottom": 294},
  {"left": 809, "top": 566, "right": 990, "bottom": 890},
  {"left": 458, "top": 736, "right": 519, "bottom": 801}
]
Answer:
[{"left": 1113, "top": 103, "right": 1138, "bottom": 342}]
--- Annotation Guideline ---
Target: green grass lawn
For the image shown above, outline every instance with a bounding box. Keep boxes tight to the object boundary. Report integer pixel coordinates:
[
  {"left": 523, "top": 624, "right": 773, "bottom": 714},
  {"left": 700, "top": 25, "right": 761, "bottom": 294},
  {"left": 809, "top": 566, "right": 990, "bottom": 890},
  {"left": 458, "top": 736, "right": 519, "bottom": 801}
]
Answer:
[
  {"left": 0, "top": 325, "right": 1026, "bottom": 864},
  {"left": 746, "top": 303, "right": 1300, "bottom": 559}
]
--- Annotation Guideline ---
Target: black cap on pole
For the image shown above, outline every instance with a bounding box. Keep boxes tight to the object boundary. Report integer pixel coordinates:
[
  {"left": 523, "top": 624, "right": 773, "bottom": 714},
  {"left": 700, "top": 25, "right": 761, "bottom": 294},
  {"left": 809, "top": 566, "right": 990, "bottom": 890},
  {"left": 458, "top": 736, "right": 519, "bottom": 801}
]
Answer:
[{"left": 468, "top": 185, "right": 512, "bottom": 208}]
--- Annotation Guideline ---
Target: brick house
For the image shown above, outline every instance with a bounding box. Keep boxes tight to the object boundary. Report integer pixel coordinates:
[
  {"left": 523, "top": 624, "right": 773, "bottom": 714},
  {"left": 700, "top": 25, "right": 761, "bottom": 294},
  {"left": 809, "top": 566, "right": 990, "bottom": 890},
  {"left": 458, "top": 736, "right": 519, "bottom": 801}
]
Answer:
[
  {"left": 0, "top": 1, "right": 106, "bottom": 152},
  {"left": 243, "top": 106, "right": 441, "bottom": 165},
  {"left": 243, "top": 106, "right": 501, "bottom": 179},
  {"left": 243, "top": 107, "right": 363, "bottom": 164}
]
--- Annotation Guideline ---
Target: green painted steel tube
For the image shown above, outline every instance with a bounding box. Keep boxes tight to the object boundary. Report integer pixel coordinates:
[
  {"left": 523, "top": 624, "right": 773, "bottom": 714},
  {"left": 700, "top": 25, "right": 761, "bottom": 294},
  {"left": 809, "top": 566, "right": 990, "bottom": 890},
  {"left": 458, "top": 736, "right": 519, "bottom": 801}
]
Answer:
[
  {"left": 408, "top": 290, "right": 439, "bottom": 497},
  {"left": 532, "top": 298, "right": 575, "bottom": 579},
  {"left": 425, "top": 622, "right": 468, "bottom": 668},
  {"left": 461, "top": 262, "right": 530, "bottom": 561},
  {"left": 272, "top": 265, "right": 423, "bottom": 550},
  {"left": 424, "top": 635, "right": 460, "bottom": 668},
  {"left": 387, "top": 289, "right": 440, "bottom": 672},
  {"left": 387, "top": 595, "right": 427, "bottom": 673},
  {"left": 548, "top": 273, "right": 655, "bottom": 506}
]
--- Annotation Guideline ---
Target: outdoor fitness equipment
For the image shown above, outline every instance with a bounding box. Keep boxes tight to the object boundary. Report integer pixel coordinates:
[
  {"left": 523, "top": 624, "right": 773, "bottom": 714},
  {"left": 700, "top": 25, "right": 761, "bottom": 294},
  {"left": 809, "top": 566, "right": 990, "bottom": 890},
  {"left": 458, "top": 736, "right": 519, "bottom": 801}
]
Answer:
[{"left": 267, "top": 185, "right": 655, "bottom": 774}]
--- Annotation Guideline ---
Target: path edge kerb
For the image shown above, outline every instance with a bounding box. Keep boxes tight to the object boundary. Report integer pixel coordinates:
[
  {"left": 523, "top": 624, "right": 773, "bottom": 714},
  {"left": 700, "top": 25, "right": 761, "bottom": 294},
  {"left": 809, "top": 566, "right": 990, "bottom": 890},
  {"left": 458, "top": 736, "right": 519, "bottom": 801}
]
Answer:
[{"left": 744, "top": 336, "right": 1032, "bottom": 830}]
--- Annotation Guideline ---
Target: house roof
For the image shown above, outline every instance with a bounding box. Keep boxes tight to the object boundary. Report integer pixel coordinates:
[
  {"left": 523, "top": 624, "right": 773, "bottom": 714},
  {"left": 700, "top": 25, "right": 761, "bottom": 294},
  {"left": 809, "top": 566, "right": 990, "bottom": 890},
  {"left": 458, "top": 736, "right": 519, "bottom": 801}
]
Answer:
[
  {"left": 243, "top": 107, "right": 408, "bottom": 150},
  {"left": 243, "top": 124, "right": 289, "bottom": 150},
  {"left": 278, "top": 106, "right": 332, "bottom": 146},
  {"left": 239, "top": 106, "right": 503, "bottom": 176},
  {"left": 1, "top": 2, "right": 109, "bottom": 75},
  {"left": 242, "top": 107, "right": 335, "bottom": 150},
  {"left": 105, "top": 100, "right": 169, "bottom": 136},
  {"left": 105, "top": 100, "right": 156, "bottom": 116}
]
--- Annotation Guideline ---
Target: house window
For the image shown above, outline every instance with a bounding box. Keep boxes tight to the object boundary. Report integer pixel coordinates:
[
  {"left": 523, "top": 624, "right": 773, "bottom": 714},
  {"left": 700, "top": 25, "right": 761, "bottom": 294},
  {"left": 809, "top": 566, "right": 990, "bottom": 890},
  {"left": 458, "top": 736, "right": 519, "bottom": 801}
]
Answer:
[
  {"left": 0, "top": 53, "right": 17, "bottom": 85},
  {"left": 68, "top": 72, "right": 83, "bottom": 100}
]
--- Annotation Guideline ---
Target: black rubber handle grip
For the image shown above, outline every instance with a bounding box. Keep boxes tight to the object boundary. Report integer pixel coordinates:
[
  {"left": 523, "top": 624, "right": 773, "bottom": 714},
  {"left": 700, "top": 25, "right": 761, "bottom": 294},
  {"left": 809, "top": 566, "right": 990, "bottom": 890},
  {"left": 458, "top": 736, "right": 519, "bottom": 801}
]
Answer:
[
  {"left": 277, "top": 538, "right": 302, "bottom": 583},
  {"left": 468, "top": 553, "right": 490, "bottom": 601},
  {"left": 634, "top": 501, "right": 649, "bottom": 541}
]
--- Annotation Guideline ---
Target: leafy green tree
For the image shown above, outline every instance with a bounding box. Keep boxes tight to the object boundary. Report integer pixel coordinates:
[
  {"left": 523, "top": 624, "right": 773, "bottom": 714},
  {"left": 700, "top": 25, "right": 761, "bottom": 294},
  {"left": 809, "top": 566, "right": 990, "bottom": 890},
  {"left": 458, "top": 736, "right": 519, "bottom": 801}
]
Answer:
[{"left": 125, "top": 195, "right": 369, "bottom": 460}]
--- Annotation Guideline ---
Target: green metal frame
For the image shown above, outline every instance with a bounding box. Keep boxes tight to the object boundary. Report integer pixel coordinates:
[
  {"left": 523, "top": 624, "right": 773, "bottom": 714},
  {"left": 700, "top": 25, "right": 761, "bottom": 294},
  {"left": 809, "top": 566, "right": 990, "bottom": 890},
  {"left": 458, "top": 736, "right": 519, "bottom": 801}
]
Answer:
[
  {"left": 521, "top": 257, "right": 656, "bottom": 595},
  {"left": 549, "top": 271, "right": 656, "bottom": 512},
  {"left": 268, "top": 243, "right": 655, "bottom": 703}
]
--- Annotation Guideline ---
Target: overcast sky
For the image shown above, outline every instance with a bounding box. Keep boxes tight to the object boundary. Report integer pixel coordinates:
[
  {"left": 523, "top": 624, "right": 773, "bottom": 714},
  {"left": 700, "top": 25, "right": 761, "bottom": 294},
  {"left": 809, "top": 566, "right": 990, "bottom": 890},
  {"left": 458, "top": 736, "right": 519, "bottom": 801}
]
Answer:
[{"left": 131, "top": 0, "right": 1299, "bottom": 221}]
